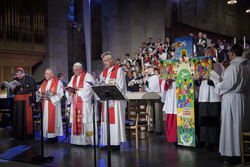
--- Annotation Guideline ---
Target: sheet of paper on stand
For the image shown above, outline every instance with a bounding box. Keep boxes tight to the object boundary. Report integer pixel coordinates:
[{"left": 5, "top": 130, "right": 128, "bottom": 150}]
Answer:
[{"left": 4, "top": 80, "right": 20, "bottom": 87}]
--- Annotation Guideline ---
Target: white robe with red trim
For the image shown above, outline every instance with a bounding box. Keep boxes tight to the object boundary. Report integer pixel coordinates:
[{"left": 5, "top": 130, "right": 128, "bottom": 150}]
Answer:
[
  {"left": 66, "top": 72, "right": 98, "bottom": 145},
  {"left": 100, "top": 65, "right": 127, "bottom": 145},
  {"left": 39, "top": 79, "right": 64, "bottom": 138}
]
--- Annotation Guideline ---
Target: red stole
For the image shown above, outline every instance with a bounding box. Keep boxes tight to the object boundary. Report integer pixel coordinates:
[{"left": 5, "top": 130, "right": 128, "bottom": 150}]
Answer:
[
  {"left": 41, "top": 76, "right": 59, "bottom": 133},
  {"left": 101, "top": 65, "right": 119, "bottom": 124},
  {"left": 72, "top": 70, "right": 86, "bottom": 135}
]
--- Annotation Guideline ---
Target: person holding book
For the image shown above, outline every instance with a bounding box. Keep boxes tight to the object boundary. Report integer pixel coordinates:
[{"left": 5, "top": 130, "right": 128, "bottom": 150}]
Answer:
[
  {"left": 193, "top": 46, "right": 224, "bottom": 150},
  {"left": 65, "top": 62, "right": 98, "bottom": 146},
  {"left": 36, "top": 68, "right": 64, "bottom": 143},
  {"left": 10, "top": 67, "right": 37, "bottom": 140}
]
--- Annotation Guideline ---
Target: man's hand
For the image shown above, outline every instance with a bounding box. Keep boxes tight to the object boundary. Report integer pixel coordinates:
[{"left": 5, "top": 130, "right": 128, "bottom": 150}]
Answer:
[
  {"left": 65, "top": 87, "right": 76, "bottom": 93},
  {"left": 43, "top": 97, "right": 51, "bottom": 101},
  {"left": 11, "top": 86, "right": 16, "bottom": 91},
  {"left": 204, "top": 75, "right": 209, "bottom": 80},
  {"left": 172, "top": 75, "right": 176, "bottom": 81},
  {"left": 31, "top": 103, "right": 36, "bottom": 107},
  {"left": 35, "top": 90, "right": 41, "bottom": 95}
]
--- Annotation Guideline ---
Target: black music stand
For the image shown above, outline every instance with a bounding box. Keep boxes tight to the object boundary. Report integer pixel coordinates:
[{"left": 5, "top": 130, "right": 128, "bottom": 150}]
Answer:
[{"left": 92, "top": 84, "right": 126, "bottom": 167}]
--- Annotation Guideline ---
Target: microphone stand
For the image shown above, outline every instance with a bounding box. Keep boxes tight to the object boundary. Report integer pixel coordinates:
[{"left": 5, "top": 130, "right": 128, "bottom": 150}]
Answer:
[
  {"left": 32, "top": 98, "right": 54, "bottom": 162},
  {"left": 91, "top": 95, "right": 97, "bottom": 167}
]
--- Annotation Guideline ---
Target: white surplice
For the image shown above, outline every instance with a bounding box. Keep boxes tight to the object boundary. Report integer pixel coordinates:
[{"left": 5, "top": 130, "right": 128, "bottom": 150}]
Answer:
[
  {"left": 216, "top": 57, "right": 250, "bottom": 156},
  {"left": 39, "top": 79, "right": 63, "bottom": 138},
  {"left": 161, "top": 80, "right": 177, "bottom": 114},
  {"left": 199, "top": 63, "right": 224, "bottom": 102},
  {"left": 100, "top": 65, "right": 127, "bottom": 145},
  {"left": 145, "top": 73, "right": 160, "bottom": 92},
  {"left": 66, "top": 72, "right": 98, "bottom": 145}
]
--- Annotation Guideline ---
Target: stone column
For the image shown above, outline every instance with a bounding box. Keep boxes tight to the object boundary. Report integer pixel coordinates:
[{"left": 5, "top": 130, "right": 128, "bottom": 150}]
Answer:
[
  {"left": 101, "top": 0, "right": 123, "bottom": 61},
  {"left": 33, "top": 0, "right": 68, "bottom": 83}
]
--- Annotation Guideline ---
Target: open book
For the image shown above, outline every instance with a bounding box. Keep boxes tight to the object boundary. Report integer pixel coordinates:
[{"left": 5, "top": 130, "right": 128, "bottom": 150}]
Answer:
[
  {"left": 209, "top": 70, "right": 221, "bottom": 83},
  {"left": 4, "top": 80, "right": 20, "bottom": 87},
  {"left": 36, "top": 91, "right": 54, "bottom": 102}
]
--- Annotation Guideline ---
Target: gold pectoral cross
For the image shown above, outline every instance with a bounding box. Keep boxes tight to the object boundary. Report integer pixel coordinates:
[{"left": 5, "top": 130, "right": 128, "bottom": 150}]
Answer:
[{"left": 77, "top": 110, "right": 81, "bottom": 122}]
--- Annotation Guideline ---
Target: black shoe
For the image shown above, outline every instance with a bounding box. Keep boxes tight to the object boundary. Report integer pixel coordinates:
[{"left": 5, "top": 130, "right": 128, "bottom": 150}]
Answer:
[
  {"left": 101, "top": 146, "right": 107, "bottom": 150},
  {"left": 83, "top": 144, "right": 91, "bottom": 147},
  {"left": 172, "top": 142, "right": 178, "bottom": 148},
  {"left": 48, "top": 137, "right": 58, "bottom": 144},
  {"left": 46, "top": 138, "right": 52, "bottom": 143},
  {"left": 111, "top": 145, "right": 120, "bottom": 151},
  {"left": 204, "top": 143, "right": 214, "bottom": 151},
  {"left": 223, "top": 157, "right": 231, "bottom": 163}
]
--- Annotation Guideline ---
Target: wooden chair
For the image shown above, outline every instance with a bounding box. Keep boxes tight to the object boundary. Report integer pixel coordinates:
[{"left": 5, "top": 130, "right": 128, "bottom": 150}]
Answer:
[
  {"left": 240, "top": 132, "right": 250, "bottom": 165},
  {"left": 62, "top": 100, "right": 71, "bottom": 142},
  {"left": 125, "top": 100, "right": 149, "bottom": 150}
]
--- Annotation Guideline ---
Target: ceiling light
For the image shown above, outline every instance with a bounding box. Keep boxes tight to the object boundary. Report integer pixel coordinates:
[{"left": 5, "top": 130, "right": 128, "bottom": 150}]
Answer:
[
  {"left": 247, "top": 9, "right": 250, "bottom": 13},
  {"left": 227, "top": 0, "right": 237, "bottom": 4}
]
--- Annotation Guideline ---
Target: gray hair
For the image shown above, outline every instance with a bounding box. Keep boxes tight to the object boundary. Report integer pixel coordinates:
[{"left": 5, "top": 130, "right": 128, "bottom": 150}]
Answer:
[
  {"left": 73, "top": 62, "right": 83, "bottom": 69},
  {"left": 242, "top": 49, "right": 250, "bottom": 60},
  {"left": 101, "top": 51, "right": 113, "bottom": 59},
  {"left": 45, "top": 68, "right": 54, "bottom": 74}
]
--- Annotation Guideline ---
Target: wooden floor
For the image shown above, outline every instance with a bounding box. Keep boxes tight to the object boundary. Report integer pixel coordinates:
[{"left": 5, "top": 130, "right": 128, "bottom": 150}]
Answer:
[{"left": 0, "top": 124, "right": 249, "bottom": 167}]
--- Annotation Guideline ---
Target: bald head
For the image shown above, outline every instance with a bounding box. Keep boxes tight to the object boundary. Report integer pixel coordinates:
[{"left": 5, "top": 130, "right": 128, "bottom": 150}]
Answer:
[{"left": 45, "top": 68, "right": 54, "bottom": 80}]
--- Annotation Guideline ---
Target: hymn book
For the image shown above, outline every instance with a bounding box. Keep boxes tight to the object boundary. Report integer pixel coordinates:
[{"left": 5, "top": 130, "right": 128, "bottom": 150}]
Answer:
[
  {"left": 4, "top": 80, "right": 20, "bottom": 87},
  {"left": 209, "top": 70, "right": 221, "bottom": 83}
]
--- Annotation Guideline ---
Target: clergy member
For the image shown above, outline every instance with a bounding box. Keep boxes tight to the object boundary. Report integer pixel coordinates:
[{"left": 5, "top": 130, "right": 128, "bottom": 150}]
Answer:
[
  {"left": 144, "top": 65, "right": 160, "bottom": 92},
  {"left": 65, "top": 62, "right": 98, "bottom": 146},
  {"left": 193, "top": 46, "right": 225, "bottom": 150},
  {"left": 100, "top": 51, "right": 127, "bottom": 151},
  {"left": 10, "top": 67, "right": 37, "bottom": 140},
  {"left": 36, "top": 68, "right": 63, "bottom": 143},
  {"left": 215, "top": 44, "right": 250, "bottom": 163},
  {"left": 161, "top": 76, "right": 177, "bottom": 147}
]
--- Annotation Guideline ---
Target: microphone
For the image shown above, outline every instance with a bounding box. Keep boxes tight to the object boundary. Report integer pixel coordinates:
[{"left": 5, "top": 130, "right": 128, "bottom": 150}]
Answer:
[
  {"left": 98, "top": 68, "right": 116, "bottom": 86},
  {"left": 93, "top": 67, "right": 117, "bottom": 101}
]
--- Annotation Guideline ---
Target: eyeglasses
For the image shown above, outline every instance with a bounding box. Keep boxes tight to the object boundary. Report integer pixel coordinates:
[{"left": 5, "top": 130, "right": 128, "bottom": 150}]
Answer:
[{"left": 103, "top": 58, "right": 110, "bottom": 63}]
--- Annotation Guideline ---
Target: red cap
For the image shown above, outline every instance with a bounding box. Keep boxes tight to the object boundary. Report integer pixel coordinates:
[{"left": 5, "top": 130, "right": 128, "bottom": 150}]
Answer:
[{"left": 17, "top": 67, "right": 24, "bottom": 72}]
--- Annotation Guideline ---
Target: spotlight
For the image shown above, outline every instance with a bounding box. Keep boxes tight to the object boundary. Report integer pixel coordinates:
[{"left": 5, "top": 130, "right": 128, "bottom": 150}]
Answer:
[
  {"left": 227, "top": 0, "right": 237, "bottom": 4},
  {"left": 247, "top": 9, "right": 250, "bottom": 13}
]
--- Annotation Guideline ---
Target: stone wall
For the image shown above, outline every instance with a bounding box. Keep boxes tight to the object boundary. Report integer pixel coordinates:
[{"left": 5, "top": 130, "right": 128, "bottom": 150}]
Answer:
[{"left": 102, "top": 0, "right": 165, "bottom": 61}]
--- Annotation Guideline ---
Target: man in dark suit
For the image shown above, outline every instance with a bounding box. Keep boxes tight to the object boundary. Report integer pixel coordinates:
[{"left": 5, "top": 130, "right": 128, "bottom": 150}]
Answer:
[{"left": 195, "top": 32, "right": 207, "bottom": 57}]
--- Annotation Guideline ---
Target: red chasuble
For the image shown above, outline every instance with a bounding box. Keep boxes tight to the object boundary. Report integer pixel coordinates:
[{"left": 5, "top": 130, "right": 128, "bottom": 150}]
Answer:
[
  {"left": 72, "top": 70, "right": 86, "bottom": 135},
  {"left": 41, "top": 76, "right": 59, "bottom": 133},
  {"left": 101, "top": 65, "right": 119, "bottom": 124}
]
